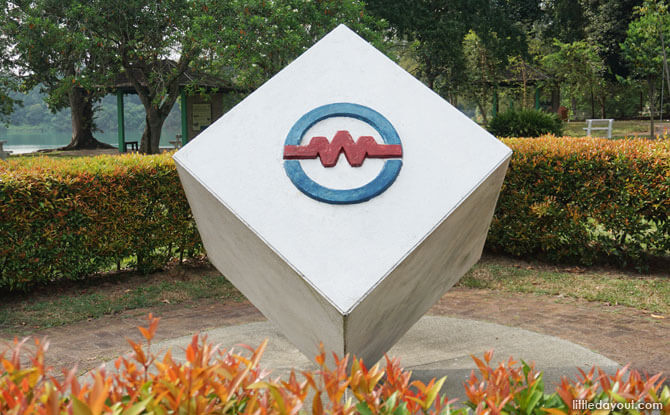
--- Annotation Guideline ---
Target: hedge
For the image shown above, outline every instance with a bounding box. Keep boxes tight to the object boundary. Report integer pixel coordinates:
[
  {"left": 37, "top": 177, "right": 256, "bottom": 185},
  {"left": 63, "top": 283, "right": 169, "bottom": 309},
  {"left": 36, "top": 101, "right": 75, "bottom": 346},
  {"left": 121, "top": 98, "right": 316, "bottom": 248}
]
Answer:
[
  {"left": 488, "top": 137, "right": 669, "bottom": 268},
  {"left": 1, "top": 314, "right": 669, "bottom": 414},
  {"left": 0, "top": 137, "right": 668, "bottom": 290},
  {"left": 0, "top": 153, "right": 202, "bottom": 290}
]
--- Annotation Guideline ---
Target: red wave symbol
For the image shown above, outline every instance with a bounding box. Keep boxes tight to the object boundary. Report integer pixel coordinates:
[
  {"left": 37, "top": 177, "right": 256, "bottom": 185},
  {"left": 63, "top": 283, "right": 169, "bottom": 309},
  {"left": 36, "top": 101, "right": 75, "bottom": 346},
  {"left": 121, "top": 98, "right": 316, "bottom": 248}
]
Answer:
[{"left": 283, "top": 130, "right": 402, "bottom": 167}]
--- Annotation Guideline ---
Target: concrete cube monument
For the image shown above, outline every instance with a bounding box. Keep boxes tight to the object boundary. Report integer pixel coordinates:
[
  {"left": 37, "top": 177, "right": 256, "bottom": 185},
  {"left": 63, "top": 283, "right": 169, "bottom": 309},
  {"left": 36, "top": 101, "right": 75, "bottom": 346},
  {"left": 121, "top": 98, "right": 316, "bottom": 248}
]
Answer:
[{"left": 173, "top": 25, "right": 512, "bottom": 364}]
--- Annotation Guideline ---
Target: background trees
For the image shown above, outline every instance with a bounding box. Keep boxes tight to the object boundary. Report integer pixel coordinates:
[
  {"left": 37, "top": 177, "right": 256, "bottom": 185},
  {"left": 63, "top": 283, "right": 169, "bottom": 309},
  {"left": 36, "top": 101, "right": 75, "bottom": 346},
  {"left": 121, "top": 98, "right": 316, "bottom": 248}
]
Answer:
[
  {"left": 621, "top": 0, "right": 670, "bottom": 137},
  {"left": 1, "top": 0, "right": 669, "bottom": 145},
  {"left": 222, "top": 0, "right": 386, "bottom": 90},
  {"left": 76, "top": 0, "right": 236, "bottom": 154},
  {"left": 541, "top": 40, "right": 607, "bottom": 119},
  {"left": 366, "top": 0, "right": 658, "bottom": 126},
  {"left": 1, "top": 0, "right": 114, "bottom": 149}
]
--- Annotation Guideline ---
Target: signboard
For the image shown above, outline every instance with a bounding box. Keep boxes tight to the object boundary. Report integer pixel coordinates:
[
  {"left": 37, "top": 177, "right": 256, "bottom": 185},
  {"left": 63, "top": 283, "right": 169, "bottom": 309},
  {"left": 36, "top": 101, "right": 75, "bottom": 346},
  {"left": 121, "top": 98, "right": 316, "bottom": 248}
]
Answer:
[
  {"left": 174, "top": 25, "right": 512, "bottom": 364},
  {"left": 192, "top": 103, "right": 211, "bottom": 131}
]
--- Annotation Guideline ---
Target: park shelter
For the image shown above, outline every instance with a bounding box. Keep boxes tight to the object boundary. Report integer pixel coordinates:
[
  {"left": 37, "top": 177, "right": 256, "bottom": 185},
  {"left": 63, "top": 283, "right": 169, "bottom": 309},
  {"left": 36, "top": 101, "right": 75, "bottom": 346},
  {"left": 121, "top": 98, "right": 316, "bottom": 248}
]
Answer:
[
  {"left": 112, "top": 64, "right": 241, "bottom": 152},
  {"left": 491, "top": 62, "right": 554, "bottom": 116}
]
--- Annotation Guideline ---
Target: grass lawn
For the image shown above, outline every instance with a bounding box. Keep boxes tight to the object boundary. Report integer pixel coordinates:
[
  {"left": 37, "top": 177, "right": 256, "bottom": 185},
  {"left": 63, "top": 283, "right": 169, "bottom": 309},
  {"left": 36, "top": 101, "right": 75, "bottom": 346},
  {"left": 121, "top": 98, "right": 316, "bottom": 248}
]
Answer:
[
  {"left": 562, "top": 119, "right": 665, "bottom": 139},
  {"left": 460, "top": 257, "right": 670, "bottom": 315},
  {"left": 0, "top": 256, "right": 667, "bottom": 335},
  {"left": 0, "top": 260, "right": 245, "bottom": 336}
]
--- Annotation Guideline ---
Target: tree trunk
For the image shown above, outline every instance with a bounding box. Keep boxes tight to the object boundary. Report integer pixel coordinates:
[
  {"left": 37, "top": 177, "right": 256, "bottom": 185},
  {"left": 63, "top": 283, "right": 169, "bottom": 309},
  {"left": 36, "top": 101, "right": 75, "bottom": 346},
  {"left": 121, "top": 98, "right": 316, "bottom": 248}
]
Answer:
[
  {"left": 590, "top": 87, "right": 595, "bottom": 119},
  {"left": 551, "top": 85, "right": 560, "bottom": 113},
  {"left": 660, "top": 29, "right": 670, "bottom": 97},
  {"left": 648, "top": 76, "right": 656, "bottom": 139},
  {"left": 477, "top": 101, "right": 488, "bottom": 124},
  {"left": 140, "top": 107, "right": 165, "bottom": 154},
  {"left": 60, "top": 87, "right": 113, "bottom": 150},
  {"left": 570, "top": 96, "right": 577, "bottom": 121}
]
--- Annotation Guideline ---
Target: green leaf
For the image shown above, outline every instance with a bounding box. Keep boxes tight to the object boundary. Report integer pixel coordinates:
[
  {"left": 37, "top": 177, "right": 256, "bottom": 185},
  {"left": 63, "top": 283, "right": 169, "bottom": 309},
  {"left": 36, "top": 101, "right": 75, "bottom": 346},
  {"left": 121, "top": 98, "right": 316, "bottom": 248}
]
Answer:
[{"left": 122, "top": 396, "right": 153, "bottom": 415}]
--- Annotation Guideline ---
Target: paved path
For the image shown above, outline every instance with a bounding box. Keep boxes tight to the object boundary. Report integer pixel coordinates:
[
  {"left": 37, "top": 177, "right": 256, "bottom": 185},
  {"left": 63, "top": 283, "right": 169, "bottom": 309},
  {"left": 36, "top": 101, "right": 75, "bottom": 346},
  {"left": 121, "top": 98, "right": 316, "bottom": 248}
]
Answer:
[
  {"left": 2, "top": 288, "right": 667, "bottom": 383},
  {"left": 136, "top": 316, "right": 618, "bottom": 399}
]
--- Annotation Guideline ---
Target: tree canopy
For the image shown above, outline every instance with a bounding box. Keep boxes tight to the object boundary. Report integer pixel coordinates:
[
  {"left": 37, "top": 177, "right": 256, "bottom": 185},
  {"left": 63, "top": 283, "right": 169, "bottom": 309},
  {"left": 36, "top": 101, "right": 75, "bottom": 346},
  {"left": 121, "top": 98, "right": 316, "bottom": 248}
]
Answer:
[
  {"left": 1, "top": 0, "right": 114, "bottom": 148},
  {"left": 621, "top": 0, "right": 670, "bottom": 136},
  {"left": 0, "top": 0, "right": 667, "bottom": 143},
  {"left": 222, "top": 0, "right": 387, "bottom": 90}
]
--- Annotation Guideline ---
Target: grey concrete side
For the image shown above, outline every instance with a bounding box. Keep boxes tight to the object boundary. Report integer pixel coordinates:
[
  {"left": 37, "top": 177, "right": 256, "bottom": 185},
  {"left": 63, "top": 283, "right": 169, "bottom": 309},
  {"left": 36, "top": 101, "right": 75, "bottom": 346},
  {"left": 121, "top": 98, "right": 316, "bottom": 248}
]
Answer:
[
  {"left": 175, "top": 164, "right": 346, "bottom": 359},
  {"left": 345, "top": 159, "right": 510, "bottom": 364},
  {"left": 138, "top": 315, "right": 619, "bottom": 400}
]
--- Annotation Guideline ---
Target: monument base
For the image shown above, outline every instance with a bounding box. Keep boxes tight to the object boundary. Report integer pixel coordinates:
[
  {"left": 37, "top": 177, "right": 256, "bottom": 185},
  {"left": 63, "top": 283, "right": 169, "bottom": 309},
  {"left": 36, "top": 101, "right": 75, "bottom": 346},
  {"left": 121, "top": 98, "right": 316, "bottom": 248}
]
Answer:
[{"left": 141, "top": 315, "right": 619, "bottom": 399}]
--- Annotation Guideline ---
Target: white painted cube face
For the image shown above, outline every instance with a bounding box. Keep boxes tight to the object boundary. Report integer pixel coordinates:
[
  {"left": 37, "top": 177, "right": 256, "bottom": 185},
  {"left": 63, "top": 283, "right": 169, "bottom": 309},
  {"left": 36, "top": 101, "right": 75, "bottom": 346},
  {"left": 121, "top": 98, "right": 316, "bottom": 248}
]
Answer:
[{"left": 174, "top": 25, "right": 512, "bottom": 364}]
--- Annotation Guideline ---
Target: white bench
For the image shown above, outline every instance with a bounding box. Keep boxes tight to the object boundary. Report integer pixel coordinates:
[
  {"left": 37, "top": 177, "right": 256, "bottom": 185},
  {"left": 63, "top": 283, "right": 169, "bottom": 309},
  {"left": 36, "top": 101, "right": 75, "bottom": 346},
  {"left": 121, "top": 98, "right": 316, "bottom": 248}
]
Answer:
[
  {"left": 0, "top": 140, "right": 12, "bottom": 160},
  {"left": 583, "top": 119, "right": 613, "bottom": 139}
]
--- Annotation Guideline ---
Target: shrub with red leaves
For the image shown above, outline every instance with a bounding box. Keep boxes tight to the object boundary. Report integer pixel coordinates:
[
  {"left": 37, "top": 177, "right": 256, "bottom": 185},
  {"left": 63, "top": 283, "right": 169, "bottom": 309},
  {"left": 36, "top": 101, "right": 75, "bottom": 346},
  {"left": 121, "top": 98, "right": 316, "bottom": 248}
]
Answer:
[{"left": 1, "top": 314, "right": 667, "bottom": 415}]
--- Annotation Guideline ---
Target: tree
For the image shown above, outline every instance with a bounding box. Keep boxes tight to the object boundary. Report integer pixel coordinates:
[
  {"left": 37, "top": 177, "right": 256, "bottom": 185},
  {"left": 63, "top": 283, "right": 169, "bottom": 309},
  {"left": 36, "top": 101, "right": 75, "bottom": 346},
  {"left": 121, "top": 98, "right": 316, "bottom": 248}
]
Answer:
[
  {"left": 0, "top": 73, "right": 21, "bottom": 126},
  {"left": 541, "top": 0, "right": 587, "bottom": 43},
  {"left": 542, "top": 40, "right": 608, "bottom": 119},
  {"left": 0, "top": 22, "right": 20, "bottom": 125},
  {"left": 621, "top": 0, "right": 670, "bottom": 138},
  {"left": 366, "top": 0, "right": 529, "bottom": 104},
  {"left": 222, "top": 0, "right": 387, "bottom": 90},
  {"left": 462, "top": 31, "right": 502, "bottom": 123},
  {"left": 0, "top": 0, "right": 113, "bottom": 149},
  {"left": 582, "top": 0, "right": 644, "bottom": 79},
  {"left": 365, "top": 0, "right": 474, "bottom": 97},
  {"left": 78, "top": 0, "right": 385, "bottom": 154},
  {"left": 72, "top": 0, "right": 237, "bottom": 154}
]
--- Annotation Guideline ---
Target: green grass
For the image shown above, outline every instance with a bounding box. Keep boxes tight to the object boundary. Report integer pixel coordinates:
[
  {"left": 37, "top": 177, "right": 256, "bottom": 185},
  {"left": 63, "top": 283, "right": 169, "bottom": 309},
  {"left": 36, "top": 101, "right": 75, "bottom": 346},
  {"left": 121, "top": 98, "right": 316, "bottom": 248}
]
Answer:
[
  {"left": 2, "top": 258, "right": 667, "bottom": 336},
  {"left": 562, "top": 119, "right": 661, "bottom": 138},
  {"left": 0, "top": 271, "right": 245, "bottom": 335},
  {"left": 459, "top": 262, "right": 670, "bottom": 314}
]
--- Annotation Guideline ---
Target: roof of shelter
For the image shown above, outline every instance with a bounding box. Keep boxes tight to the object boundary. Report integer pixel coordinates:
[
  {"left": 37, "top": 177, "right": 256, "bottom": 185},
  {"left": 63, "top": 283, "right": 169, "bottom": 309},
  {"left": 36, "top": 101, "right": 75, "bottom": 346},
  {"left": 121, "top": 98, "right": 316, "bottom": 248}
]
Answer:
[
  {"left": 110, "top": 60, "right": 241, "bottom": 94},
  {"left": 496, "top": 61, "right": 551, "bottom": 87}
]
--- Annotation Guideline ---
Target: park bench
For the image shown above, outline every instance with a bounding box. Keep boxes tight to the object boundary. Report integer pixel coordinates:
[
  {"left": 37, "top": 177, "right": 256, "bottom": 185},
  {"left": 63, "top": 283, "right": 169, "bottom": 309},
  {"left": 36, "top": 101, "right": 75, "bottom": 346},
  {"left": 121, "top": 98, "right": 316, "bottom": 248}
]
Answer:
[
  {"left": 124, "top": 141, "right": 139, "bottom": 152},
  {"left": 0, "top": 140, "right": 12, "bottom": 160},
  {"left": 583, "top": 119, "right": 613, "bottom": 139}
]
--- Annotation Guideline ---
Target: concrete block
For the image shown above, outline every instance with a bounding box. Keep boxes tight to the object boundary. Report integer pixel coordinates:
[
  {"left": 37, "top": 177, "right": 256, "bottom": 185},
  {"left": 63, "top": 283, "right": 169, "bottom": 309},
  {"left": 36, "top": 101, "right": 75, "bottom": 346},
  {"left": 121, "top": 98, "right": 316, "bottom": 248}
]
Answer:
[{"left": 174, "top": 25, "right": 512, "bottom": 364}]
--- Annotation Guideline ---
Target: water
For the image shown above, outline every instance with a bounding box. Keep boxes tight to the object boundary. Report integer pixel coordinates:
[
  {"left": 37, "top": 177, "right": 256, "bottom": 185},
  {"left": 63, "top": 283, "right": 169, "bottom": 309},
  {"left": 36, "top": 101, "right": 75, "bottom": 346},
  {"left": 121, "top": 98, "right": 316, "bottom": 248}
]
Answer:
[
  {"left": 0, "top": 128, "right": 181, "bottom": 154},
  {"left": 0, "top": 91, "right": 183, "bottom": 154},
  {"left": 5, "top": 144, "right": 63, "bottom": 154}
]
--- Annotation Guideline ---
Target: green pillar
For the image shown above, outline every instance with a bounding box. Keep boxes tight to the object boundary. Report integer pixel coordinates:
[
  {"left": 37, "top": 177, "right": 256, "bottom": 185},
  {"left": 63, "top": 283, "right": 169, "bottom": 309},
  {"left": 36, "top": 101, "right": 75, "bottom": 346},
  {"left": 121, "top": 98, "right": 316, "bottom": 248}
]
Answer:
[
  {"left": 534, "top": 86, "right": 541, "bottom": 110},
  {"left": 116, "top": 91, "right": 125, "bottom": 153},
  {"left": 180, "top": 88, "right": 188, "bottom": 146},
  {"left": 492, "top": 89, "right": 498, "bottom": 117}
]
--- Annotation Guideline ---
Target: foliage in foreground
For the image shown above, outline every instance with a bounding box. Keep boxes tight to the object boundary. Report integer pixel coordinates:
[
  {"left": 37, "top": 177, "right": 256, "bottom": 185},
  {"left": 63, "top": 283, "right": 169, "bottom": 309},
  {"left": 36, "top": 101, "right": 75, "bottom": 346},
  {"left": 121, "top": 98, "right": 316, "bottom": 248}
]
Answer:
[
  {"left": 0, "top": 136, "right": 668, "bottom": 290},
  {"left": 0, "top": 314, "right": 668, "bottom": 415},
  {"left": 487, "top": 109, "right": 564, "bottom": 138}
]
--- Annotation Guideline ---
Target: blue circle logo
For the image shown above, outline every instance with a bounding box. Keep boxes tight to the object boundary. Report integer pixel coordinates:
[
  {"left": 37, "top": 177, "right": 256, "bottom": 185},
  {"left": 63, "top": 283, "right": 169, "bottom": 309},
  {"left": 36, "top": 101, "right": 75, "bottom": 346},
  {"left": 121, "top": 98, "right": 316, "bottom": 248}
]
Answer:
[{"left": 283, "top": 103, "right": 403, "bottom": 204}]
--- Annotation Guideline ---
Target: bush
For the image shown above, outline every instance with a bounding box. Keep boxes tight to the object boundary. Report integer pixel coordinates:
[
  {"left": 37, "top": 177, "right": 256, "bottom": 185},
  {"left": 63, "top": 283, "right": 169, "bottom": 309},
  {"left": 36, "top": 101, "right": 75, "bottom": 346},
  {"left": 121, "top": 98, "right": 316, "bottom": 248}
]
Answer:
[
  {"left": 490, "top": 136, "right": 670, "bottom": 268},
  {"left": 488, "top": 109, "right": 563, "bottom": 137},
  {"left": 0, "top": 153, "right": 201, "bottom": 291},
  {"left": 1, "top": 314, "right": 668, "bottom": 414},
  {"left": 1, "top": 137, "right": 667, "bottom": 290}
]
